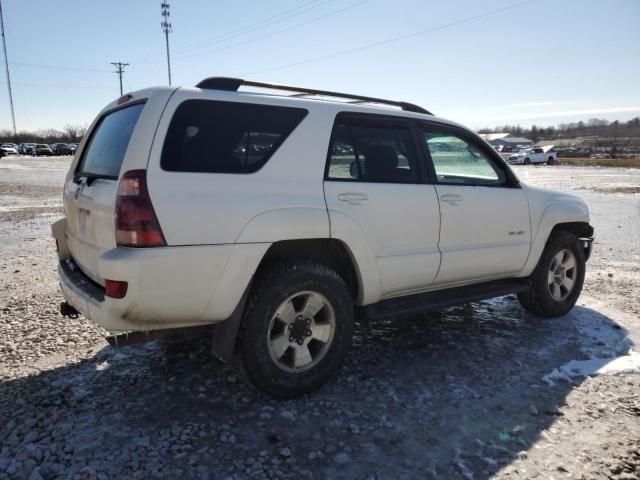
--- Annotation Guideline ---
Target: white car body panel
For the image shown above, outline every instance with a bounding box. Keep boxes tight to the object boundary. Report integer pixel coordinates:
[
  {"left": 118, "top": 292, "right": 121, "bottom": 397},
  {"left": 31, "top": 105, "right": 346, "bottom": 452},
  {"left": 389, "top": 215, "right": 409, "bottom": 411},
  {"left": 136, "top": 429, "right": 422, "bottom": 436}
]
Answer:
[
  {"left": 52, "top": 84, "right": 591, "bottom": 333},
  {"left": 519, "top": 183, "right": 590, "bottom": 276},
  {"left": 434, "top": 185, "right": 531, "bottom": 284},
  {"left": 62, "top": 88, "right": 177, "bottom": 285},
  {"left": 147, "top": 88, "right": 332, "bottom": 246},
  {"left": 324, "top": 182, "right": 441, "bottom": 300}
]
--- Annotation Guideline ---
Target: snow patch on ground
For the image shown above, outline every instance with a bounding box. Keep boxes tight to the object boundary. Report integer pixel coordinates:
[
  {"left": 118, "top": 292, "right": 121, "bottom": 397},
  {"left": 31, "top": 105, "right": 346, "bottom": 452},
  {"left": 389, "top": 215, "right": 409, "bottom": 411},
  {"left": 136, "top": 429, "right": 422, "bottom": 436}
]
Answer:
[
  {"left": 544, "top": 296, "right": 639, "bottom": 384},
  {"left": 544, "top": 350, "right": 640, "bottom": 384}
]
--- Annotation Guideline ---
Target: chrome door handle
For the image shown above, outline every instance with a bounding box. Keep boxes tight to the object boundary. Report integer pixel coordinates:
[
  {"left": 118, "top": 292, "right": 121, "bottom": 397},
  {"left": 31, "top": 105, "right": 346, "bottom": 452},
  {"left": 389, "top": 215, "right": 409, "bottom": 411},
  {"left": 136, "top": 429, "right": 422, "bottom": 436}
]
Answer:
[
  {"left": 338, "top": 192, "right": 369, "bottom": 205},
  {"left": 440, "top": 194, "right": 463, "bottom": 205}
]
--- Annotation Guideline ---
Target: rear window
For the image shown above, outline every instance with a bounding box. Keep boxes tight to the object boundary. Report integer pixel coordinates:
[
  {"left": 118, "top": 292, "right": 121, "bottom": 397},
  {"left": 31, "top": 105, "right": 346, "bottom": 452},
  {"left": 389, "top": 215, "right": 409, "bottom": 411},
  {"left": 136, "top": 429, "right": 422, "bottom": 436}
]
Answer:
[
  {"left": 161, "top": 100, "right": 307, "bottom": 174},
  {"left": 78, "top": 102, "right": 145, "bottom": 178}
]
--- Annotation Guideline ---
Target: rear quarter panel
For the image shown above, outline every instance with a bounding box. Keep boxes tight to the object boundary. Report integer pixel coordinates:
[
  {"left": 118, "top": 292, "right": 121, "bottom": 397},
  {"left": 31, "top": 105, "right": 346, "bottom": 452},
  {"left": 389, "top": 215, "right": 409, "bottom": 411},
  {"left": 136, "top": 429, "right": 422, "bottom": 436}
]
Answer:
[{"left": 145, "top": 89, "right": 332, "bottom": 246}]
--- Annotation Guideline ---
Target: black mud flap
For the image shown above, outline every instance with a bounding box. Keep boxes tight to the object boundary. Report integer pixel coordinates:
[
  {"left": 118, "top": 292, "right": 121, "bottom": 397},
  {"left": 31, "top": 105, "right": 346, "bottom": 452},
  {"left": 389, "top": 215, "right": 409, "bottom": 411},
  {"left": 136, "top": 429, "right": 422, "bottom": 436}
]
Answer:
[{"left": 210, "top": 284, "right": 251, "bottom": 363}]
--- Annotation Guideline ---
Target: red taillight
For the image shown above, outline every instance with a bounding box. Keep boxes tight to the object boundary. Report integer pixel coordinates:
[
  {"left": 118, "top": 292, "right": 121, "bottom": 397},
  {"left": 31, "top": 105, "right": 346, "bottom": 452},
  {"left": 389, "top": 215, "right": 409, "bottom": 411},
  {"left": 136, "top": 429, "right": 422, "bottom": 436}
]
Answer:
[
  {"left": 117, "top": 94, "right": 133, "bottom": 105},
  {"left": 105, "top": 279, "right": 128, "bottom": 299},
  {"left": 115, "top": 170, "right": 166, "bottom": 247}
]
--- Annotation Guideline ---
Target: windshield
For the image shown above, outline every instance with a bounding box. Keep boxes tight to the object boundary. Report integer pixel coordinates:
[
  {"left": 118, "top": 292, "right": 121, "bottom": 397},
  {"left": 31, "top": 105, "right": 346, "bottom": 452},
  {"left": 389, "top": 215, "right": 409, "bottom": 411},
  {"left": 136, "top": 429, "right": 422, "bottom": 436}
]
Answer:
[{"left": 77, "top": 102, "right": 144, "bottom": 178}]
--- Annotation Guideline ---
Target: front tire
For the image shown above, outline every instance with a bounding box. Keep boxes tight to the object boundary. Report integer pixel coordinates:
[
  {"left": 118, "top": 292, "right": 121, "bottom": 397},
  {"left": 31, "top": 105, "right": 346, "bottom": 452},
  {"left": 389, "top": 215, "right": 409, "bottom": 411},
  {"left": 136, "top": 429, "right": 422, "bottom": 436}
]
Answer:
[
  {"left": 518, "top": 231, "right": 586, "bottom": 317},
  {"left": 241, "top": 260, "right": 354, "bottom": 399},
  {"left": 524, "top": 158, "right": 531, "bottom": 165}
]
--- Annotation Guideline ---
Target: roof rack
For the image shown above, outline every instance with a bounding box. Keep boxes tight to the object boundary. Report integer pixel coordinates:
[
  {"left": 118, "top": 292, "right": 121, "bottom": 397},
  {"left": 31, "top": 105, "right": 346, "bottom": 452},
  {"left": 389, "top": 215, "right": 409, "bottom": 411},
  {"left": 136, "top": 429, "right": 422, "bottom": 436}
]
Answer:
[{"left": 195, "top": 77, "right": 433, "bottom": 115}]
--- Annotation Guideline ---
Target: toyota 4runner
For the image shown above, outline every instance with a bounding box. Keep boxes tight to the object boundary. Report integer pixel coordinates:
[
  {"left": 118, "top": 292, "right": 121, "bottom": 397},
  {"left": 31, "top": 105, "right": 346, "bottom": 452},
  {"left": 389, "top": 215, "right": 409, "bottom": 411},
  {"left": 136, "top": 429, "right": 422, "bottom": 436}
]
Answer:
[{"left": 52, "top": 77, "right": 594, "bottom": 398}]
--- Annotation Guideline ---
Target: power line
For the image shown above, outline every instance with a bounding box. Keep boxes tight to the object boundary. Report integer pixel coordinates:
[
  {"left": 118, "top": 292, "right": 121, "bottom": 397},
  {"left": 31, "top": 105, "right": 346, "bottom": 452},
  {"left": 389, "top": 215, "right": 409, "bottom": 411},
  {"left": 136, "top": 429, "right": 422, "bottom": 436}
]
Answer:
[
  {"left": 172, "top": 0, "right": 369, "bottom": 62},
  {"left": 161, "top": 1, "right": 172, "bottom": 85},
  {"left": 0, "top": 80, "right": 115, "bottom": 90},
  {"left": 134, "top": 0, "right": 328, "bottom": 63},
  {"left": 243, "top": 0, "right": 538, "bottom": 77},
  {"left": 170, "top": 0, "right": 333, "bottom": 56},
  {"left": 10, "top": 61, "right": 111, "bottom": 73},
  {"left": 111, "top": 62, "right": 129, "bottom": 95},
  {"left": 0, "top": 0, "right": 16, "bottom": 138}
]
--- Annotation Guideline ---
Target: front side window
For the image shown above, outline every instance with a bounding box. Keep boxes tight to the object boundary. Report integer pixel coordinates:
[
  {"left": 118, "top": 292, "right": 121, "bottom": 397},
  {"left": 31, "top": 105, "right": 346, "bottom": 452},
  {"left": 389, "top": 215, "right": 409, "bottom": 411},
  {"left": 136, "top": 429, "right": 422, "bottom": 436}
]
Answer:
[
  {"left": 161, "top": 100, "right": 307, "bottom": 174},
  {"left": 327, "top": 121, "right": 419, "bottom": 183},
  {"left": 422, "top": 128, "right": 506, "bottom": 186}
]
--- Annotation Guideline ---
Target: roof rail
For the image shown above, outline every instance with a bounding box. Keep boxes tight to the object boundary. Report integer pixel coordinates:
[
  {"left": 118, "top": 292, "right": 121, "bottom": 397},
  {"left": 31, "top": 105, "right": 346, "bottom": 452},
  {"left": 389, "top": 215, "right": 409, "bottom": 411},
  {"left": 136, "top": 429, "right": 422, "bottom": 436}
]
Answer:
[{"left": 195, "top": 77, "right": 433, "bottom": 115}]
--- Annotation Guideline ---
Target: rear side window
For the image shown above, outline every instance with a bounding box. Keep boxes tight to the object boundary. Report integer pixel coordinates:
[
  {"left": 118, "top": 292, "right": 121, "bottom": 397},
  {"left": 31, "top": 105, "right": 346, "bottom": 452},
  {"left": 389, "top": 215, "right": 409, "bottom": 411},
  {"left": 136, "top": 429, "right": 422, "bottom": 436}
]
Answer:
[
  {"left": 78, "top": 103, "right": 145, "bottom": 178},
  {"left": 326, "top": 121, "right": 420, "bottom": 183},
  {"left": 161, "top": 100, "right": 308, "bottom": 174}
]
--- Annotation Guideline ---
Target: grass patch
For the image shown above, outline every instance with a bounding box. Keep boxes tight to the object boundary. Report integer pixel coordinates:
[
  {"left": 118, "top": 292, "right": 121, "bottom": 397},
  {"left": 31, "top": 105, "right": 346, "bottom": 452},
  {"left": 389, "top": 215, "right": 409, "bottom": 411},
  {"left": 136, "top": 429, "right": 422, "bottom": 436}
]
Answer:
[{"left": 559, "top": 157, "right": 640, "bottom": 168}]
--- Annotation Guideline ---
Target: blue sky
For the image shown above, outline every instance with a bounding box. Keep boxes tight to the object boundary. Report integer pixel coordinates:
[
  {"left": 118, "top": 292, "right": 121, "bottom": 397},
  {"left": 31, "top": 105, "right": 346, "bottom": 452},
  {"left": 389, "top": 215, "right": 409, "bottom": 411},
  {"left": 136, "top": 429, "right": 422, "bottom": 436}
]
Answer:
[{"left": 0, "top": 0, "right": 639, "bottom": 131}]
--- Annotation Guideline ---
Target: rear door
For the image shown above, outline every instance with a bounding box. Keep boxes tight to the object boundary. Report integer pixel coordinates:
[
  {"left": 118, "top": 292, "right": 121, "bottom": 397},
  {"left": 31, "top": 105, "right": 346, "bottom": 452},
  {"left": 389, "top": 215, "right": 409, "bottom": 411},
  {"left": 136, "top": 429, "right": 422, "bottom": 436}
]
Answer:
[
  {"left": 324, "top": 114, "right": 441, "bottom": 298},
  {"left": 64, "top": 101, "right": 146, "bottom": 284},
  {"left": 418, "top": 122, "right": 531, "bottom": 285}
]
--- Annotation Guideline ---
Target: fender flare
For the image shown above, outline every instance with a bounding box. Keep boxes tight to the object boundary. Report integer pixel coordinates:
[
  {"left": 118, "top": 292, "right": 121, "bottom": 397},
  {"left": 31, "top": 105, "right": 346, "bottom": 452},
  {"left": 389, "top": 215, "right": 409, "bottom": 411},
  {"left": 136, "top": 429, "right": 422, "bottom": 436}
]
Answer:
[
  {"left": 520, "top": 201, "right": 590, "bottom": 276},
  {"left": 327, "top": 210, "right": 382, "bottom": 305}
]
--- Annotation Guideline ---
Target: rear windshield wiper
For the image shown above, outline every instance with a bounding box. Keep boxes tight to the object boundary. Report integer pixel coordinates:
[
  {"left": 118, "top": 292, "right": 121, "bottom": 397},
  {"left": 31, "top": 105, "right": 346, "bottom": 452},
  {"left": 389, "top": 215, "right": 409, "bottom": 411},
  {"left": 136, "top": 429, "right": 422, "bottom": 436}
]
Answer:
[{"left": 73, "top": 172, "right": 116, "bottom": 186}]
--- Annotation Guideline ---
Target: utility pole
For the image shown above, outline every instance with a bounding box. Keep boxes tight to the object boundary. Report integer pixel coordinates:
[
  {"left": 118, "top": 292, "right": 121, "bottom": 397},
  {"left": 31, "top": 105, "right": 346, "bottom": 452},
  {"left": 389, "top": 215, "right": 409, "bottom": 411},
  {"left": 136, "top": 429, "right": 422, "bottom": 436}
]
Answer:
[
  {"left": 111, "top": 62, "right": 129, "bottom": 96},
  {"left": 161, "top": 1, "right": 172, "bottom": 85},
  {"left": 0, "top": 0, "right": 17, "bottom": 139}
]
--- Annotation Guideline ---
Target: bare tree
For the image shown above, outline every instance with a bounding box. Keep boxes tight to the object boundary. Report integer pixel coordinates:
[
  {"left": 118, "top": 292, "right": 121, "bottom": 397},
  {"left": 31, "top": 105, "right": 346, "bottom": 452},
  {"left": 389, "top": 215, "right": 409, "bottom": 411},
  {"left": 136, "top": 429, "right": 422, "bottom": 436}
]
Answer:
[
  {"left": 595, "top": 121, "right": 631, "bottom": 158},
  {"left": 63, "top": 124, "right": 86, "bottom": 142}
]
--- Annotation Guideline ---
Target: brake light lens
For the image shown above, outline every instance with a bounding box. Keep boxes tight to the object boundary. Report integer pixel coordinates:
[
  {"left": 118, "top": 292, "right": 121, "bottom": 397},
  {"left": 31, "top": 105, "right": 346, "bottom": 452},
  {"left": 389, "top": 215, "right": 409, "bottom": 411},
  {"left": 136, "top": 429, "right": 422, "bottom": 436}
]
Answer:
[
  {"left": 115, "top": 170, "right": 166, "bottom": 247},
  {"left": 105, "top": 279, "right": 128, "bottom": 299},
  {"left": 117, "top": 94, "right": 133, "bottom": 105}
]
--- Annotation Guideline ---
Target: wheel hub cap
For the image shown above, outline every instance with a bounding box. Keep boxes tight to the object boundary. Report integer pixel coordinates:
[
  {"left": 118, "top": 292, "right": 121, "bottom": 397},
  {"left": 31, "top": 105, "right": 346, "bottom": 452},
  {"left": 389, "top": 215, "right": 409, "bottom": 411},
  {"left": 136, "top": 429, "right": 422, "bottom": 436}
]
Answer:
[
  {"left": 267, "top": 291, "right": 336, "bottom": 373},
  {"left": 289, "top": 316, "right": 312, "bottom": 345},
  {"left": 547, "top": 249, "right": 577, "bottom": 301}
]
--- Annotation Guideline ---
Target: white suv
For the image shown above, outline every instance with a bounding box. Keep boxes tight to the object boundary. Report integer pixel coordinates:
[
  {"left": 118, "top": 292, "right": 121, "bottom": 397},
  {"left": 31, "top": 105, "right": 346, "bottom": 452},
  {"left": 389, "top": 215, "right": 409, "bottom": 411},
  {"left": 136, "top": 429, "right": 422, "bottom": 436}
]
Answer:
[{"left": 53, "top": 78, "right": 593, "bottom": 398}]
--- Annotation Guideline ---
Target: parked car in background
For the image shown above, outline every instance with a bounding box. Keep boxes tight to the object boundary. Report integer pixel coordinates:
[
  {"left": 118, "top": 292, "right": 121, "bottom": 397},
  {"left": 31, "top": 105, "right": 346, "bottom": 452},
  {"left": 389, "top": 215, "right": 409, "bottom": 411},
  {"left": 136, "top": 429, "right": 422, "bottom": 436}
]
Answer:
[
  {"left": 51, "top": 143, "right": 73, "bottom": 155},
  {"left": 20, "top": 143, "right": 36, "bottom": 155},
  {"left": 68, "top": 143, "right": 79, "bottom": 154},
  {"left": 33, "top": 144, "right": 54, "bottom": 156},
  {"left": 508, "top": 146, "right": 557, "bottom": 165},
  {"left": 1, "top": 143, "right": 19, "bottom": 155}
]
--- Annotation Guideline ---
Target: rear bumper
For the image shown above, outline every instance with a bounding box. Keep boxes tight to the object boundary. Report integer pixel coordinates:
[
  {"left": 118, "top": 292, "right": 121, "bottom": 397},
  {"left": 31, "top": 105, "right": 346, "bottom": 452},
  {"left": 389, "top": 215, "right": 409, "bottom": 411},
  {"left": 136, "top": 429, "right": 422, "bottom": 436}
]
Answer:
[{"left": 53, "top": 218, "right": 269, "bottom": 332}]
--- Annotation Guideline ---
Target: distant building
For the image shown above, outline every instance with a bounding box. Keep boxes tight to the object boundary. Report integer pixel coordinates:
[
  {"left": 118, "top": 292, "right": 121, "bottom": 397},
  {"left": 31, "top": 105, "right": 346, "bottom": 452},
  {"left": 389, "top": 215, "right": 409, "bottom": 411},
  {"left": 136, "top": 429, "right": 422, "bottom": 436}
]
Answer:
[
  {"left": 478, "top": 132, "right": 510, "bottom": 142},
  {"left": 487, "top": 136, "right": 533, "bottom": 150}
]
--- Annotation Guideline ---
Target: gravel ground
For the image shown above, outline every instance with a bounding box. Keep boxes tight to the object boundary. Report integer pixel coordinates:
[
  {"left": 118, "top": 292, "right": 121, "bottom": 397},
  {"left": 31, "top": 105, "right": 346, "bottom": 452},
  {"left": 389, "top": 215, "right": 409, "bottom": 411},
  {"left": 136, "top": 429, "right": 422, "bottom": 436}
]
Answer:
[{"left": 1, "top": 157, "right": 639, "bottom": 480}]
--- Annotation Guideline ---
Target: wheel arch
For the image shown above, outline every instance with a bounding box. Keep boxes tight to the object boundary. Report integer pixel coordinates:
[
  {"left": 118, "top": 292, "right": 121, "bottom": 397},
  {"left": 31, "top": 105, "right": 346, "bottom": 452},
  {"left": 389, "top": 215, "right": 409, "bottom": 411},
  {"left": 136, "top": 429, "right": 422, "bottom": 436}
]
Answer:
[
  {"left": 520, "top": 200, "right": 592, "bottom": 277},
  {"left": 255, "top": 238, "right": 364, "bottom": 303}
]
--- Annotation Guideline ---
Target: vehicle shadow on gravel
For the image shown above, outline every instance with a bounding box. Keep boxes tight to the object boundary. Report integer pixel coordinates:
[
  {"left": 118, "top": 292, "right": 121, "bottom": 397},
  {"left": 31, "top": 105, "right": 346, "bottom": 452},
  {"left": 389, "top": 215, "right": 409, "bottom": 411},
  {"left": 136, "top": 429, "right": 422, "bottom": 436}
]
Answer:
[{"left": 0, "top": 296, "right": 633, "bottom": 479}]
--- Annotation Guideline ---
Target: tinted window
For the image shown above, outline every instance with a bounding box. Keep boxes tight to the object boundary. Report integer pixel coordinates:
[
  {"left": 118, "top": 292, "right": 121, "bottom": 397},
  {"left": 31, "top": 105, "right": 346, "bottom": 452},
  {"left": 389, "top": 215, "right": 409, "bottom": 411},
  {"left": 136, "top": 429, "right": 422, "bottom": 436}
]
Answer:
[
  {"left": 161, "top": 100, "right": 307, "bottom": 174},
  {"left": 78, "top": 103, "right": 144, "bottom": 178},
  {"left": 422, "top": 128, "right": 506, "bottom": 186},
  {"left": 327, "top": 121, "right": 419, "bottom": 183}
]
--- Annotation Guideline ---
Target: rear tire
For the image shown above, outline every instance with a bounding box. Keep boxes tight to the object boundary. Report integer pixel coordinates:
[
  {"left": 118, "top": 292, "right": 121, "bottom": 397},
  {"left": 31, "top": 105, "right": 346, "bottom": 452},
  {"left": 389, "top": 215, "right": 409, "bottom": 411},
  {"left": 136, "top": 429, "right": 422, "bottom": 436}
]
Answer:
[
  {"left": 518, "top": 230, "right": 586, "bottom": 317},
  {"left": 241, "top": 260, "right": 353, "bottom": 399}
]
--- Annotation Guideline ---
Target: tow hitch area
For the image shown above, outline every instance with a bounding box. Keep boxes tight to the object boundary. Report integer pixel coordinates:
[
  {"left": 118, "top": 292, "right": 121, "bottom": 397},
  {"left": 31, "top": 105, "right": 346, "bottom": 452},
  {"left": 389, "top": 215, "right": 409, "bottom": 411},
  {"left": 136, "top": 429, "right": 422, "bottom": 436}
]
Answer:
[{"left": 60, "top": 301, "right": 79, "bottom": 318}]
